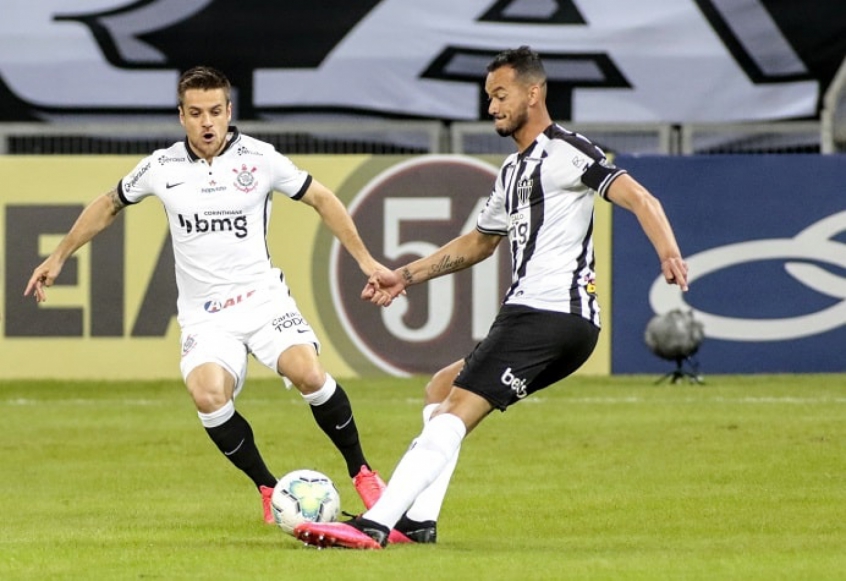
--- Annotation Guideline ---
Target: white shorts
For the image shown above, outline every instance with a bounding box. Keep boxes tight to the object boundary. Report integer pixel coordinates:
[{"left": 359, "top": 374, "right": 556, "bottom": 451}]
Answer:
[{"left": 178, "top": 290, "right": 320, "bottom": 394}]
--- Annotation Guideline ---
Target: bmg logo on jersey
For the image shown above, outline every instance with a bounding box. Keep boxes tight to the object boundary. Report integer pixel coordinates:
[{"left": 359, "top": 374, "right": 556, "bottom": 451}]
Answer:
[
  {"left": 177, "top": 211, "right": 248, "bottom": 238},
  {"left": 501, "top": 367, "right": 528, "bottom": 399}
]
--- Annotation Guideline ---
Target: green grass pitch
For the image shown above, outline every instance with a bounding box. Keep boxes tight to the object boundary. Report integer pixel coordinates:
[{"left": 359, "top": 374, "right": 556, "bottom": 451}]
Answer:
[{"left": 1, "top": 374, "right": 844, "bottom": 580}]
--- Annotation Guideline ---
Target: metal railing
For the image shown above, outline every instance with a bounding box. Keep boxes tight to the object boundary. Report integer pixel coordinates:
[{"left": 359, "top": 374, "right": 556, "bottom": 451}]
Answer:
[
  {"left": 821, "top": 54, "right": 846, "bottom": 154},
  {"left": 451, "top": 122, "right": 677, "bottom": 155},
  {"left": 1, "top": 118, "right": 837, "bottom": 156},
  {"left": 0, "top": 120, "right": 445, "bottom": 156},
  {"left": 679, "top": 121, "right": 823, "bottom": 154},
  {"left": 5, "top": 54, "right": 846, "bottom": 159}
]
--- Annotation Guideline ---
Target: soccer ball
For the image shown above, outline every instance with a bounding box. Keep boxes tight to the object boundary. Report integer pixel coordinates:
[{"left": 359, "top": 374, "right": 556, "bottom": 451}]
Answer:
[{"left": 270, "top": 469, "right": 341, "bottom": 534}]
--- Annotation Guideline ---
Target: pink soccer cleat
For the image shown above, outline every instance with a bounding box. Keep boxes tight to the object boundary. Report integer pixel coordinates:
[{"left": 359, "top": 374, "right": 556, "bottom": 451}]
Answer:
[
  {"left": 294, "top": 518, "right": 388, "bottom": 550},
  {"left": 352, "top": 465, "right": 386, "bottom": 509},
  {"left": 259, "top": 485, "right": 275, "bottom": 524}
]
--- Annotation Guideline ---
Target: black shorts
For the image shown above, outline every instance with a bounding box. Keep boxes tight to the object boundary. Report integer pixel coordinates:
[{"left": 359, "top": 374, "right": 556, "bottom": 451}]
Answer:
[{"left": 453, "top": 305, "right": 599, "bottom": 411}]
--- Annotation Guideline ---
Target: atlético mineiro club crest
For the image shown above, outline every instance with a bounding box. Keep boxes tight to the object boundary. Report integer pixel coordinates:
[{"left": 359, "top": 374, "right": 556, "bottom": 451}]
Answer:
[{"left": 233, "top": 164, "right": 258, "bottom": 193}]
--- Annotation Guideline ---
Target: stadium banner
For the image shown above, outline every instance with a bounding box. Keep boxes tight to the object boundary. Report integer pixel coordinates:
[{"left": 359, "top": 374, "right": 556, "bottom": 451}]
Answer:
[
  {"left": 0, "top": 155, "right": 613, "bottom": 380},
  {"left": 611, "top": 154, "right": 846, "bottom": 374},
  {"left": 0, "top": 1, "right": 843, "bottom": 123}
]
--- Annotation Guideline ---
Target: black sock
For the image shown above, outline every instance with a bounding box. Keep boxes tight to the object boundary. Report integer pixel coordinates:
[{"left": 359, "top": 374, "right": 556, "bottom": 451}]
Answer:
[
  {"left": 309, "top": 383, "right": 368, "bottom": 478},
  {"left": 204, "top": 411, "right": 276, "bottom": 489}
]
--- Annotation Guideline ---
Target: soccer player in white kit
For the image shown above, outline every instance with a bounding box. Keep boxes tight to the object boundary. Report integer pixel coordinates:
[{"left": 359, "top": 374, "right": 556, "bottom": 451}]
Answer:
[
  {"left": 25, "top": 66, "right": 389, "bottom": 524},
  {"left": 293, "top": 46, "right": 690, "bottom": 548}
]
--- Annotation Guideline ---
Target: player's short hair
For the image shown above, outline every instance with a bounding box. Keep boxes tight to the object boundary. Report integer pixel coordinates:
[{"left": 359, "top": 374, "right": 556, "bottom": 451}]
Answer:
[
  {"left": 487, "top": 46, "right": 547, "bottom": 86},
  {"left": 177, "top": 66, "right": 231, "bottom": 107}
]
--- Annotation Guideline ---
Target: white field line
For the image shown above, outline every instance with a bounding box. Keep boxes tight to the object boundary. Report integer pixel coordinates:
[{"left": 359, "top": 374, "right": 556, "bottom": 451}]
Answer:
[
  {"left": 2, "top": 397, "right": 310, "bottom": 407},
  {"left": 573, "top": 397, "right": 846, "bottom": 404},
  {"left": 567, "top": 396, "right": 846, "bottom": 404},
  {"left": 4, "top": 396, "right": 846, "bottom": 407},
  {"left": 4, "top": 398, "right": 166, "bottom": 406}
]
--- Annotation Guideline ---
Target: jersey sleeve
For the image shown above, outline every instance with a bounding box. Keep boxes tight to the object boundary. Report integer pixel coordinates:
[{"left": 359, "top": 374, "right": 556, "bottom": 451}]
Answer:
[
  {"left": 545, "top": 136, "right": 627, "bottom": 202},
  {"left": 580, "top": 156, "right": 627, "bottom": 200},
  {"left": 117, "top": 155, "right": 156, "bottom": 205},
  {"left": 476, "top": 165, "right": 509, "bottom": 236},
  {"left": 269, "top": 150, "right": 311, "bottom": 199}
]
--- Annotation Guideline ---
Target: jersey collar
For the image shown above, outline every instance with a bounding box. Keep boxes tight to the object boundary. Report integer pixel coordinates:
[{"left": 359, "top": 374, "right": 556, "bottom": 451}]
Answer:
[{"left": 184, "top": 125, "right": 241, "bottom": 162}]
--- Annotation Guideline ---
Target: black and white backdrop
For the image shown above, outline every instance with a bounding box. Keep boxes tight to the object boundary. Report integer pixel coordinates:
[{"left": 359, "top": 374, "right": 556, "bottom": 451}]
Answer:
[{"left": 0, "top": 0, "right": 844, "bottom": 123}]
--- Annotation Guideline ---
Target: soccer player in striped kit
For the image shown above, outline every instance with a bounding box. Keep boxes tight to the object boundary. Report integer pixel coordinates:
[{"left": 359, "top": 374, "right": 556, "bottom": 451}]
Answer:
[{"left": 294, "top": 46, "right": 689, "bottom": 548}]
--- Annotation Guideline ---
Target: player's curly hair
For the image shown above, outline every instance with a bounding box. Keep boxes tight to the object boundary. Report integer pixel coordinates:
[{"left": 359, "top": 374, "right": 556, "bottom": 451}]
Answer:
[
  {"left": 177, "top": 66, "right": 231, "bottom": 106},
  {"left": 487, "top": 46, "right": 547, "bottom": 86}
]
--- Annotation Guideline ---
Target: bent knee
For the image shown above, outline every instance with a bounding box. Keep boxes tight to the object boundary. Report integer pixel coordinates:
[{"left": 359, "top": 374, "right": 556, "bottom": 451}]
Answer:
[
  {"left": 187, "top": 383, "right": 230, "bottom": 413},
  {"left": 287, "top": 367, "right": 327, "bottom": 394},
  {"left": 185, "top": 364, "right": 234, "bottom": 413},
  {"left": 425, "top": 360, "right": 463, "bottom": 404}
]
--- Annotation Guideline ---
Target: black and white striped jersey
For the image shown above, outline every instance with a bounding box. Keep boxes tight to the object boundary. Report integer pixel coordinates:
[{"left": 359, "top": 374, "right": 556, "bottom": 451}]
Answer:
[{"left": 476, "top": 124, "right": 626, "bottom": 326}]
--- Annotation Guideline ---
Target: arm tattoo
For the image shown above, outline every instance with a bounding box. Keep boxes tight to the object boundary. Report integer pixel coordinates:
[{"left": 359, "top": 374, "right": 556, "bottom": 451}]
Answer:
[
  {"left": 106, "top": 189, "right": 126, "bottom": 215},
  {"left": 428, "top": 254, "right": 466, "bottom": 277},
  {"left": 400, "top": 267, "right": 414, "bottom": 286}
]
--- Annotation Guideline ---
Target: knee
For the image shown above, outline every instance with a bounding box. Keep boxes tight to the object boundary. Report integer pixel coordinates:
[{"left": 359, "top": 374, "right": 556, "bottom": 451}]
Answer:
[
  {"left": 187, "top": 382, "right": 229, "bottom": 414},
  {"left": 185, "top": 365, "right": 232, "bottom": 413},
  {"left": 425, "top": 360, "right": 463, "bottom": 405},
  {"left": 423, "top": 376, "right": 444, "bottom": 405},
  {"left": 277, "top": 345, "right": 326, "bottom": 393},
  {"left": 289, "top": 367, "right": 327, "bottom": 394}
]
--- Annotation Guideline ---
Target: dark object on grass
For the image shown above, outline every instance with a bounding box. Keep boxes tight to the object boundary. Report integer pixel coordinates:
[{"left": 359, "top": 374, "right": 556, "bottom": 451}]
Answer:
[{"left": 644, "top": 309, "right": 705, "bottom": 384}]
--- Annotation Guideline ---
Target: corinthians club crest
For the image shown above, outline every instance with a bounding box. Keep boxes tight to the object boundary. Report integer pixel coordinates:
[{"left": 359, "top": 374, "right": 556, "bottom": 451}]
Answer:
[{"left": 233, "top": 164, "right": 258, "bottom": 193}]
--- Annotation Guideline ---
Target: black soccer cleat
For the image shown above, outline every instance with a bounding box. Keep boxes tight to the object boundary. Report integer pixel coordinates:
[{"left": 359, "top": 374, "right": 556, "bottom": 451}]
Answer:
[{"left": 395, "top": 514, "right": 438, "bottom": 544}]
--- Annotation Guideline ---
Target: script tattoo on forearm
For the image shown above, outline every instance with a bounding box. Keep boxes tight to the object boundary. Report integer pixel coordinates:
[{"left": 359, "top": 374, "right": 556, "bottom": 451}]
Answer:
[
  {"left": 400, "top": 267, "right": 414, "bottom": 286},
  {"left": 428, "top": 254, "right": 466, "bottom": 277}
]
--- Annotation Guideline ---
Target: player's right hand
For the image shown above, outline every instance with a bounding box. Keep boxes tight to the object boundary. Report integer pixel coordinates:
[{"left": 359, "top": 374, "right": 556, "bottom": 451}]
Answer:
[
  {"left": 361, "top": 269, "right": 406, "bottom": 307},
  {"left": 24, "top": 259, "right": 62, "bottom": 303}
]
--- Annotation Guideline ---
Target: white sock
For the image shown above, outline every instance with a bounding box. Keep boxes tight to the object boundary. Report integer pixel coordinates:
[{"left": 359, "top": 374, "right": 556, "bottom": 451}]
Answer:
[
  {"left": 364, "top": 413, "right": 466, "bottom": 529},
  {"left": 197, "top": 399, "right": 235, "bottom": 428},
  {"left": 300, "top": 374, "right": 336, "bottom": 406},
  {"left": 420, "top": 403, "right": 439, "bottom": 424},
  {"left": 405, "top": 405, "right": 461, "bottom": 523}
]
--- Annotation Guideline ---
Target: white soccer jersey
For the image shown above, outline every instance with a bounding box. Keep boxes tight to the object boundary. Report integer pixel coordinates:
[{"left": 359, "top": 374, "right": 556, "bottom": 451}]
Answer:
[
  {"left": 476, "top": 124, "right": 627, "bottom": 325},
  {"left": 118, "top": 127, "right": 311, "bottom": 326}
]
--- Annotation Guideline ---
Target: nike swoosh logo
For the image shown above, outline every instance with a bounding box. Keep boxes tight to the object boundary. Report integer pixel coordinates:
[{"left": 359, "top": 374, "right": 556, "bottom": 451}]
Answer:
[
  {"left": 224, "top": 439, "right": 245, "bottom": 456},
  {"left": 297, "top": 329, "right": 310, "bottom": 334},
  {"left": 166, "top": 182, "right": 185, "bottom": 189},
  {"left": 335, "top": 416, "right": 353, "bottom": 430}
]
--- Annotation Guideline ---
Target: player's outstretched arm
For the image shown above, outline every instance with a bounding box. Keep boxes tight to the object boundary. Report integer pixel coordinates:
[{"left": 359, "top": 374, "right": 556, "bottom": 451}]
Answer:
[
  {"left": 24, "top": 189, "right": 125, "bottom": 303},
  {"left": 300, "top": 179, "right": 389, "bottom": 278},
  {"left": 606, "top": 173, "right": 689, "bottom": 291},
  {"left": 362, "top": 229, "right": 501, "bottom": 307}
]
